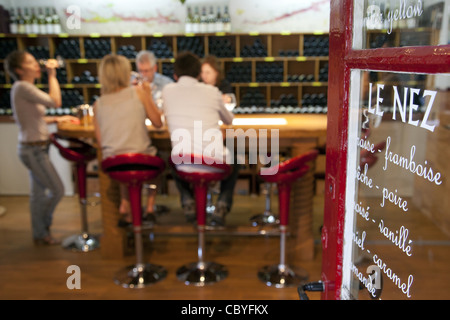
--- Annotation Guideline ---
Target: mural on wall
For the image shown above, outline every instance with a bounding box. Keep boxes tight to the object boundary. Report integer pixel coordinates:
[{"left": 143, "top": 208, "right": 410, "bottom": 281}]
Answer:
[
  {"left": 59, "top": 0, "right": 185, "bottom": 34},
  {"left": 236, "top": 0, "right": 330, "bottom": 32},
  {"left": 0, "top": 0, "right": 330, "bottom": 35},
  {"left": 64, "top": 4, "right": 181, "bottom": 25}
]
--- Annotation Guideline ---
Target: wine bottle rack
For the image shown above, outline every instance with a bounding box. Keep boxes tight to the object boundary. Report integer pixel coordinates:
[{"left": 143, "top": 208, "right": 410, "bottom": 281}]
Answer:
[{"left": 0, "top": 32, "right": 330, "bottom": 115}]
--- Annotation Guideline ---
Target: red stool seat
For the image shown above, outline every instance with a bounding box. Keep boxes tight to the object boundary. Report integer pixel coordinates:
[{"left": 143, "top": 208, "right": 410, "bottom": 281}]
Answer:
[
  {"left": 50, "top": 133, "right": 97, "bottom": 163},
  {"left": 101, "top": 153, "right": 166, "bottom": 288},
  {"left": 258, "top": 149, "right": 319, "bottom": 288},
  {"left": 102, "top": 154, "right": 164, "bottom": 191},
  {"left": 50, "top": 133, "right": 96, "bottom": 199},
  {"left": 49, "top": 133, "right": 99, "bottom": 252},
  {"left": 170, "top": 154, "right": 231, "bottom": 286}
]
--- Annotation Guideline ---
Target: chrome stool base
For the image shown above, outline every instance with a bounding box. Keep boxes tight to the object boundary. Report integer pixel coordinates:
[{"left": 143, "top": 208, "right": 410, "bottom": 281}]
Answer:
[
  {"left": 258, "top": 264, "right": 308, "bottom": 288},
  {"left": 176, "top": 262, "right": 228, "bottom": 286},
  {"left": 114, "top": 263, "right": 167, "bottom": 289},
  {"left": 62, "top": 232, "right": 100, "bottom": 252},
  {"left": 250, "top": 213, "right": 280, "bottom": 227}
]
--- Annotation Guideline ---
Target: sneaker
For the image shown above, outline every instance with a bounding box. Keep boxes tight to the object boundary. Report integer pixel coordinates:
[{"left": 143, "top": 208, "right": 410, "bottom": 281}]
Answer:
[
  {"left": 183, "top": 202, "right": 196, "bottom": 224},
  {"left": 118, "top": 217, "right": 132, "bottom": 228},
  {"left": 208, "top": 203, "right": 228, "bottom": 227},
  {"left": 118, "top": 212, "right": 132, "bottom": 228},
  {"left": 143, "top": 212, "right": 157, "bottom": 226},
  {"left": 118, "top": 214, "right": 156, "bottom": 229},
  {"left": 153, "top": 204, "right": 170, "bottom": 215},
  {"left": 33, "top": 235, "right": 61, "bottom": 246}
]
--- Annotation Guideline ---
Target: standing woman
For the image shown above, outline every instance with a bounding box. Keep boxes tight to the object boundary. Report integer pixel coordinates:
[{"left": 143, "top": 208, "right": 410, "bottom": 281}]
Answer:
[{"left": 4, "top": 50, "right": 76, "bottom": 245}]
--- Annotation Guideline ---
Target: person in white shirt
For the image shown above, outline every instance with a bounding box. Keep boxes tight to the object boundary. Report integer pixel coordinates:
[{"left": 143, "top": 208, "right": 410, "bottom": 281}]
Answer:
[{"left": 162, "top": 52, "right": 240, "bottom": 227}]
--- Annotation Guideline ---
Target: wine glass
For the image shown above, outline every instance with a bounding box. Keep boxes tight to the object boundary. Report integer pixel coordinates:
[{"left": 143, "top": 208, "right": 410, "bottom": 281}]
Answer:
[
  {"left": 130, "top": 71, "right": 142, "bottom": 84},
  {"left": 223, "top": 93, "right": 236, "bottom": 111},
  {"left": 151, "top": 83, "right": 163, "bottom": 110},
  {"left": 76, "top": 104, "right": 94, "bottom": 127},
  {"left": 39, "top": 55, "right": 65, "bottom": 70}
]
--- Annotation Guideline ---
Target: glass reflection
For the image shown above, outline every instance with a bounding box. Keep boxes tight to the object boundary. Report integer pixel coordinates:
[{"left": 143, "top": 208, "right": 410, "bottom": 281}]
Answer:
[
  {"left": 344, "top": 70, "right": 450, "bottom": 299},
  {"left": 355, "top": 0, "right": 447, "bottom": 49}
]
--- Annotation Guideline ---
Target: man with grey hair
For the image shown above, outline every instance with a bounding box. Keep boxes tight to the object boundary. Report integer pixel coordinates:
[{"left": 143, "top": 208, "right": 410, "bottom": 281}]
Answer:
[{"left": 135, "top": 50, "right": 173, "bottom": 106}]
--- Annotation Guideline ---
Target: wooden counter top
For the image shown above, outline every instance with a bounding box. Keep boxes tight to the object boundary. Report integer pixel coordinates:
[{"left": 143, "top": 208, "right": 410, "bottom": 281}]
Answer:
[{"left": 56, "top": 114, "right": 328, "bottom": 140}]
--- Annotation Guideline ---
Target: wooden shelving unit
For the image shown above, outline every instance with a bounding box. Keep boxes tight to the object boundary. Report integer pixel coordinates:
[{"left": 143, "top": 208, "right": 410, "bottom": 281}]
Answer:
[{"left": 0, "top": 32, "right": 329, "bottom": 113}]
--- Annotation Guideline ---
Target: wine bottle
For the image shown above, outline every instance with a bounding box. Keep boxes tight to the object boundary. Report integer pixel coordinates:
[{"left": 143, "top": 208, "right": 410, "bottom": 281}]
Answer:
[
  {"left": 215, "top": 6, "right": 223, "bottom": 32},
  {"left": 222, "top": 5, "right": 231, "bottom": 32},
  {"left": 17, "top": 8, "right": 25, "bottom": 34},
  {"left": 23, "top": 7, "right": 31, "bottom": 34},
  {"left": 52, "top": 8, "right": 61, "bottom": 34},
  {"left": 8, "top": 8, "right": 17, "bottom": 34},
  {"left": 192, "top": 6, "right": 200, "bottom": 33},
  {"left": 38, "top": 7, "right": 46, "bottom": 34},
  {"left": 185, "top": 6, "right": 193, "bottom": 33},
  {"left": 30, "top": 8, "right": 39, "bottom": 33},
  {"left": 45, "top": 7, "right": 52, "bottom": 34},
  {"left": 200, "top": 7, "right": 208, "bottom": 33},
  {"left": 208, "top": 6, "right": 215, "bottom": 33}
]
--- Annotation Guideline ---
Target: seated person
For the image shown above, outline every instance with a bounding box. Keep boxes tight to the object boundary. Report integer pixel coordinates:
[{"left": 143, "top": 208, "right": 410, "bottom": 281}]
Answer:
[
  {"left": 200, "top": 55, "right": 232, "bottom": 94},
  {"left": 93, "top": 54, "right": 162, "bottom": 226},
  {"left": 135, "top": 50, "right": 173, "bottom": 108},
  {"left": 162, "top": 52, "right": 240, "bottom": 227}
]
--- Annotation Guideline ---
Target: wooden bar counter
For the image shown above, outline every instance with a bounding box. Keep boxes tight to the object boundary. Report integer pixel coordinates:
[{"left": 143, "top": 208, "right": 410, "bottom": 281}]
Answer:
[{"left": 57, "top": 114, "right": 327, "bottom": 260}]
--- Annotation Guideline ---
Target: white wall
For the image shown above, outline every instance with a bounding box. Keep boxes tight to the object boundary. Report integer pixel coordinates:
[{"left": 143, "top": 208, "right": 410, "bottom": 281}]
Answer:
[
  {"left": 0, "top": 122, "right": 74, "bottom": 196},
  {"left": 0, "top": 0, "right": 331, "bottom": 34}
]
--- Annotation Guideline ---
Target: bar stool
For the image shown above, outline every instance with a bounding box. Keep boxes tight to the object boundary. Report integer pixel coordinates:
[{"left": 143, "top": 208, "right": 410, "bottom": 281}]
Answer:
[
  {"left": 258, "top": 149, "right": 319, "bottom": 288},
  {"left": 102, "top": 153, "right": 167, "bottom": 288},
  {"left": 170, "top": 154, "right": 231, "bottom": 286},
  {"left": 49, "top": 133, "right": 100, "bottom": 252}
]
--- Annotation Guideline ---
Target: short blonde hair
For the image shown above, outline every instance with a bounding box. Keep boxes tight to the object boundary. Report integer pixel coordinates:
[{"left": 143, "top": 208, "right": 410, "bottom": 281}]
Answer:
[{"left": 98, "top": 54, "right": 131, "bottom": 94}]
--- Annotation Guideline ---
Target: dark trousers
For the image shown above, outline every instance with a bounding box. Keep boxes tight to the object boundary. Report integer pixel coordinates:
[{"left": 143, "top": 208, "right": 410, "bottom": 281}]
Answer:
[{"left": 171, "top": 163, "right": 241, "bottom": 211}]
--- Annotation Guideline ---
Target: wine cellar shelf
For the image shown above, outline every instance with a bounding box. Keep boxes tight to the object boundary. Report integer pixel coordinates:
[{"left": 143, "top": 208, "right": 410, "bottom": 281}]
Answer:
[{"left": 0, "top": 32, "right": 330, "bottom": 115}]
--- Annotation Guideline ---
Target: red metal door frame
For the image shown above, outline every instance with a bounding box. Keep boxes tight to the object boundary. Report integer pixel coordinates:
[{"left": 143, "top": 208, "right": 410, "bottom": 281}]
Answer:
[{"left": 321, "top": 0, "right": 450, "bottom": 300}]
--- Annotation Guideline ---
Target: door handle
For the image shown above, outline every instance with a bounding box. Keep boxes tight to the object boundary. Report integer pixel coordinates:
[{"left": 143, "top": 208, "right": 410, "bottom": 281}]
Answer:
[{"left": 297, "top": 281, "right": 325, "bottom": 300}]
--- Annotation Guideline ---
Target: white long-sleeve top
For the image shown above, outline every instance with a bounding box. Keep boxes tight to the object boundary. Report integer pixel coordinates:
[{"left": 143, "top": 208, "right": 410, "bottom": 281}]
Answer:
[{"left": 11, "top": 81, "right": 56, "bottom": 143}]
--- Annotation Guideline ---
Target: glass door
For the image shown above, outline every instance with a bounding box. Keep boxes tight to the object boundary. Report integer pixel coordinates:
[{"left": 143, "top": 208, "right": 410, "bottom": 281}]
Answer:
[{"left": 322, "top": 0, "right": 449, "bottom": 300}]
